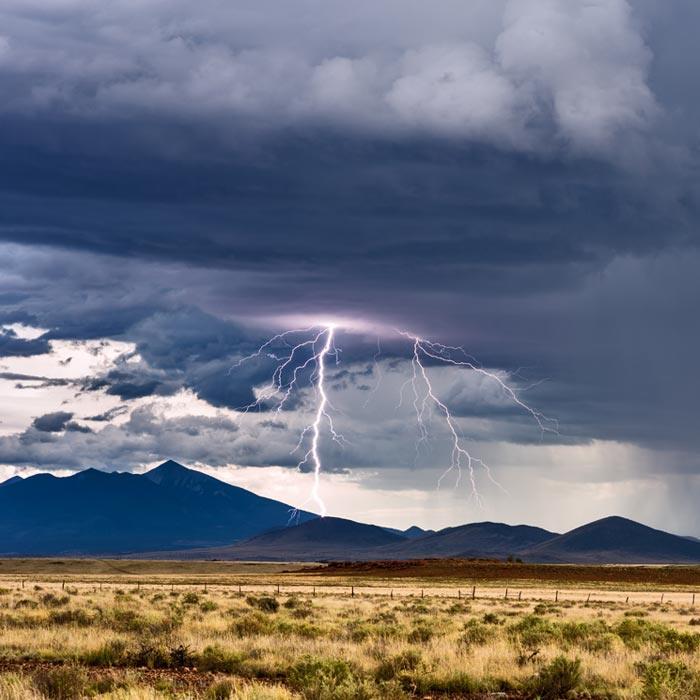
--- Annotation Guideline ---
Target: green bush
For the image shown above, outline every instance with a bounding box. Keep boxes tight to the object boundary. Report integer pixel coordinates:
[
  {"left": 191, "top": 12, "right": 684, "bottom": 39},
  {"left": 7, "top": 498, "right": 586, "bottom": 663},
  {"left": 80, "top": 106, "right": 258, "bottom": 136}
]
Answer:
[
  {"left": 48, "top": 608, "right": 93, "bottom": 626},
  {"left": 206, "top": 679, "right": 235, "bottom": 700},
  {"left": 246, "top": 595, "right": 280, "bottom": 613},
  {"left": 527, "top": 656, "right": 582, "bottom": 700},
  {"left": 41, "top": 593, "right": 70, "bottom": 608},
  {"left": 407, "top": 622, "right": 435, "bottom": 643},
  {"left": 197, "top": 645, "right": 246, "bottom": 673},
  {"left": 82, "top": 639, "right": 129, "bottom": 666},
  {"left": 230, "top": 611, "right": 274, "bottom": 637},
  {"left": 615, "top": 618, "right": 700, "bottom": 653},
  {"left": 637, "top": 660, "right": 700, "bottom": 700},
  {"left": 375, "top": 650, "right": 422, "bottom": 682},
  {"left": 460, "top": 619, "right": 495, "bottom": 648},
  {"left": 32, "top": 666, "right": 87, "bottom": 700},
  {"left": 288, "top": 656, "right": 373, "bottom": 700},
  {"left": 509, "top": 615, "right": 559, "bottom": 648}
]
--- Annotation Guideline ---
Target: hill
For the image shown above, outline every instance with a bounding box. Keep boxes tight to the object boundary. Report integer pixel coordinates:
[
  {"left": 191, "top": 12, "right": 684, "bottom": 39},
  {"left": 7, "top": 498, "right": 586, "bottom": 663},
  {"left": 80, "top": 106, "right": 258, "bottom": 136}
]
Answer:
[
  {"left": 0, "top": 461, "right": 316, "bottom": 555},
  {"left": 161, "top": 516, "right": 407, "bottom": 561},
  {"left": 522, "top": 516, "right": 700, "bottom": 563},
  {"left": 380, "top": 521, "right": 557, "bottom": 560}
]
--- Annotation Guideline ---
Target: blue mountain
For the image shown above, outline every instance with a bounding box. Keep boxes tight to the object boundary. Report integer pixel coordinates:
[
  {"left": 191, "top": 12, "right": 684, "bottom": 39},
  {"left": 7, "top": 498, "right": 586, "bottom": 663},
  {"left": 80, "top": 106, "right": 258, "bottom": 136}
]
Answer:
[{"left": 0, "top": 461, "right": 316, "bottom": 555}]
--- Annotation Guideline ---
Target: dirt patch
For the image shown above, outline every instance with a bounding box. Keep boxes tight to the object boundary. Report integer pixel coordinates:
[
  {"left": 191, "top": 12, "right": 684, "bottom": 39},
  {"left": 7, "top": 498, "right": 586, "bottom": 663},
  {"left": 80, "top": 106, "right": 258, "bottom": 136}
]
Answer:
[{"left": 309, "top": 558, "right": 700, "bottom": 586}]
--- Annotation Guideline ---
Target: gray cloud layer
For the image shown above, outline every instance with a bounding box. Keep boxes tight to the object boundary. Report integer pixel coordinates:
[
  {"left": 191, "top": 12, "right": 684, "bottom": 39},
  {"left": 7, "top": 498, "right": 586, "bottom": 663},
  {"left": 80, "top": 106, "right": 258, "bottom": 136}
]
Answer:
[{"left": 0, "top": 1, "right": 698, "bottom": 527}]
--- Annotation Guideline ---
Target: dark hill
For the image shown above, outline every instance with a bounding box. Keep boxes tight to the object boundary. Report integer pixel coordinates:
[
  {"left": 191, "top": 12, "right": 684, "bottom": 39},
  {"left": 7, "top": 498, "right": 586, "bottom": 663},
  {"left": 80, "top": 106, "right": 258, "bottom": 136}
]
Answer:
[
  {"left": 166, "top": 517, "right": 407, "bottom": 561},
  {"left": 0, "top": 461, "right": 316, "bottom": 555},
  {"left": 0, "top": 475, "right": 23, "bottom": 487},
  {"left": 522, "top": 516, "right": 700, "bottom": 563},
  {"left": 403, "top": 525, "right": 435, "bottom": 539},
  {"left": 378, "top": 521, "right": 557, "bottom": 559}
]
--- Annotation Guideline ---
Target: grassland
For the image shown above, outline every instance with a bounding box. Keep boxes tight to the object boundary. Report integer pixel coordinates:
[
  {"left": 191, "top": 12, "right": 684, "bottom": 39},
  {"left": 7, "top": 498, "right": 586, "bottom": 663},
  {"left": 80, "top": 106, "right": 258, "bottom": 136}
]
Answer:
[{"left": 1, "top": 561, "right": 700, "bottom": 699}]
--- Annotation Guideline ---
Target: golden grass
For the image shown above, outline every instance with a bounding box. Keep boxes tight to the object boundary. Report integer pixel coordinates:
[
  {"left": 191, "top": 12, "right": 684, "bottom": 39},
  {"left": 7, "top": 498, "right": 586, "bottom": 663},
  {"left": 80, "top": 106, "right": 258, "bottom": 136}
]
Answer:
[{"left": 1, "top": 574, "right": 699, "bottom": 698}]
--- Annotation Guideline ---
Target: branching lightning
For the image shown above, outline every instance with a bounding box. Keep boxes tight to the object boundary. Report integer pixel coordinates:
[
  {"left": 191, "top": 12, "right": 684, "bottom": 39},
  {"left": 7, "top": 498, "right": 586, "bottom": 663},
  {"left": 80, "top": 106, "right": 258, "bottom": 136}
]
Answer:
[
  {"left": 231, "top": 321, "right": 556, "bottom": 515},
  {"left": 397, "top": 330, "right": 558, "bottom": 504},
  {"left": 232, "top": 324, "right": 344, "bottom": 516}
]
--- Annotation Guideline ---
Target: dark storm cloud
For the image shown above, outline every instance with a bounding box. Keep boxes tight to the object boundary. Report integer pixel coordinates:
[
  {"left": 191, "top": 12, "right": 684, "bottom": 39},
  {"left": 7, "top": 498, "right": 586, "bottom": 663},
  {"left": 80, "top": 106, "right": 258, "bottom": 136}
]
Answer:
[
  {"left": 0, "top": 0, "right": 697, "bottom": 475},
  {"left": 0, "top": 328, "right": 50, "bottom": 357},
  {"left": 32, "top": 411, "right": 73, "bottom": 433}
]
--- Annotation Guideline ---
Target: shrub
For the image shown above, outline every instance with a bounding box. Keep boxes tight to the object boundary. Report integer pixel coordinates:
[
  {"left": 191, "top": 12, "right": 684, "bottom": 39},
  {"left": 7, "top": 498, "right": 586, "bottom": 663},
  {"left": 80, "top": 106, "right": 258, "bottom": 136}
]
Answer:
[
  {"left": 407, "top": 622, "right": 435, "bottom": 643},
  {"left": 527, "top": 656, "right": 582, "bottom": 700},
  {"left": 32, "top": 666, "right": 87, "bottom": 700},
  {"left": 48, "top": 608, "right": 93, "bottom": 626},
  {"left": 230, "top": 611, "right": 274, "bottom": 637},
  {"left": 637, "top": 660, "right": 700, "bottom": 700},
  {"left": 198, "top": 645, "right": 245, "bottom": 673},
  {"left": 130, "top": 640, "right": 171, "bottom": 668},
  {"left": 615, "top": 618, "right": 700, "bottom": 653},
  {"left": 460, "top": 619, "right": 495, "bottom": 648},
  {"left": 41, "top": 593, "right": 70, "bottom": 608},
  {"left": 206, "top": 679, "right": 235, "bottom": 700},
  {"left": 182, "top": 592, "right": 200, "bottom": 605},
  {"left": 169, "top": 643, "right": 194, "bottom": 668},
  {"left": 200, "top": 600, "right": 218, "bottom": 612},
  {"left": 246, "top": 595, "right": 280, "bottom": 613},
  {"left": 288, "top": 656, "right": 372, "bottom": 700},
  {"left": 482, "top": 612, "right": 502, "bottom": 625},
  {"left": 509, "top": 615, "right": 559, "bottom": 648},
  {"left": 82, "top": 639, "right": 129, "bottom": 666},
  {"left": 375, "top": 650, "right": 422, "bottom": 681}
]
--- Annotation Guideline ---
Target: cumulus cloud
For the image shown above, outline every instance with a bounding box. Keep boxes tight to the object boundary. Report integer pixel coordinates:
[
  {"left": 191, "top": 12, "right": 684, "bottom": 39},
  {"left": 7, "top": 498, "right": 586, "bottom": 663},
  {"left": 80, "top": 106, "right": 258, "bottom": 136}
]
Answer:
[
  {"left": 32, "top": 411, "right": 73, "bottom": 432},
  {"left": 0, "top": 0, "right": 657, "bottom": 157}
]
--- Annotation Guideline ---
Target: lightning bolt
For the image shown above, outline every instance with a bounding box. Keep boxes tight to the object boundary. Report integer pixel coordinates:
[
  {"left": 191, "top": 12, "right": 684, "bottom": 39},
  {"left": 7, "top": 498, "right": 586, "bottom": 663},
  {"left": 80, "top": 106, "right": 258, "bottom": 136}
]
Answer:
[
  {"left": 398, "top": 330, "right": 558, "bottom": 504},
  {"left": 231, "top": 322, "right": 556, "bottom": 515},
  {"left": 232, "top": 324, "right": 343, "bottom": 516}
]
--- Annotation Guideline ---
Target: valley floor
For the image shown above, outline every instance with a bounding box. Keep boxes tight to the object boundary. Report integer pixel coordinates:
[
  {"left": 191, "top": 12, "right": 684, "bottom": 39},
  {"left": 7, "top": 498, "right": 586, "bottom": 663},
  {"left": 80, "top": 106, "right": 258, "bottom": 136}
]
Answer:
[{"left": 0, "top": 562, "right": 700, "bottom": 699}]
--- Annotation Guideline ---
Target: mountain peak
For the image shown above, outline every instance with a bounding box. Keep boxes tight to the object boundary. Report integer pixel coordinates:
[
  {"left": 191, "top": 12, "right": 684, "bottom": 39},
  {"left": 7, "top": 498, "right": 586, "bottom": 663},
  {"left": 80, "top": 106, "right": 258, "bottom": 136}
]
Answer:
[
  {"left": 151, "top": 460, "right": 189, "bottom": 474},
  {"left": 0, "top": 475, "right": 23, "bottom": 487},
  {"left": 145, "top": 460, "right": 200, "bottom": 485}
]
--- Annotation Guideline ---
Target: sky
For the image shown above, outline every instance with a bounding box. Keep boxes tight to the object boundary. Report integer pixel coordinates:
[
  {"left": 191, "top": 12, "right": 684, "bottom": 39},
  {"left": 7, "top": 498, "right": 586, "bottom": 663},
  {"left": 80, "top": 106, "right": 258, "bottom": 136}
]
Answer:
[{"left": 0, "top": 0, "right": 699, "bottom": 535}]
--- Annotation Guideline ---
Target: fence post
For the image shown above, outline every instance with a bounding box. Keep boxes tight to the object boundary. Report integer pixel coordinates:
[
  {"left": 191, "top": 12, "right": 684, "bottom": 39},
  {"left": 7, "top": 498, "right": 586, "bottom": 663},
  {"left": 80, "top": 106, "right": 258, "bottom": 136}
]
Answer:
[
  {"left": 313, "top": 586, "right": 316, "bottom": 597},
  {"left": 351, "top": 586, "right": 354, "bottom": 598},
  {"left": 277, "top": 583, "right": 280, "bottom": 595},
  {"left": 458, "top": 589, "right": 461, "bottom": 599},
  {"left": 661, "top": 593, "right": 664, "bottom": 603},
  {"left": 390, "top": 590, "right": 393, "bottom": 599},
  {"left": 421, "top": 589, "right": 424, "bottom": 599},
  {"left": 238, "top": 584, "right": 242, "bottom": 595},
  {"left": 62, "top": 581, "right": 65, "bottom": 590},
  {"left": 518, "top": 591, "right": 522, "bottom": 601},
  {"left": 693, "top": 593, "right": 695, "bottom": 606},
  {"left": 472, "top": 586, "right": 476, "bottom": 600},
  {"left": 625, "top": 596, "right": 629, "bottom": 604},
  {"left": 555, "top": 590, "right": 558, "bottom": 602},
  {"left": 586, "top": 593, "right": 591, "bottom": 603},
  {"left": 505, "top": 588, "right": 508, "bottom": 600}
]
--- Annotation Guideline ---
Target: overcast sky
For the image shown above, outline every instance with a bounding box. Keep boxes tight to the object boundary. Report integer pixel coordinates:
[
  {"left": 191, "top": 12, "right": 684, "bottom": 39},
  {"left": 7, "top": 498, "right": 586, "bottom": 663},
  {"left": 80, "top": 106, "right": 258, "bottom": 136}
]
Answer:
[{"left": 0, "top": 0, "right": 698, "bottom": 535}]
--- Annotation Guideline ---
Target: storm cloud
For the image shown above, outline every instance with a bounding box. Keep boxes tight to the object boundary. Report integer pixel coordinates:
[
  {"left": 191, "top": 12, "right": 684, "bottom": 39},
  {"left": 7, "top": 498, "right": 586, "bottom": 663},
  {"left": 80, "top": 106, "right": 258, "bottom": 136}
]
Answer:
[{"left": 0, "top": 0, "right": 698, "bottom": 531}]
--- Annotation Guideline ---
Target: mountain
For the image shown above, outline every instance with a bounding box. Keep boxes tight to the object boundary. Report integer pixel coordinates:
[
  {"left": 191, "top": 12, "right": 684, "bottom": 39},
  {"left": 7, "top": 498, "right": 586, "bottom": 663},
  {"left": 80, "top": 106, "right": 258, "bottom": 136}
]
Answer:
[
  {"left": 521, "top": 516, "right": 700, "bottom": 564},
  {"left": 0, "top": 475, "right": 23, "bottom": 487},
  {"left": 168, "top": 516, "right": 407, "bottom": 561},
  {"left": 379, "top": 521, "right": 557, "bottom": 560},
  {"left": 403, "top": 525, "right": 434, "bottom": 539},
  {"left": 165, "top": 519, "right": 556, "bottom": 561},
  {"left": 0, "top": 461, "right": 316, "bottom": 555}
]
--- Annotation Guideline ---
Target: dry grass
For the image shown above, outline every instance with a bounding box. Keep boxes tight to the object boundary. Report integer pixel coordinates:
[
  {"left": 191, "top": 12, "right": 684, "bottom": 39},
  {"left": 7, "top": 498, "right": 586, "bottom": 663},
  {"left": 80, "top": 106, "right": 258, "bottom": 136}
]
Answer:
[{"left": 0, "top": 573, "right": 699, "bottom": 698}]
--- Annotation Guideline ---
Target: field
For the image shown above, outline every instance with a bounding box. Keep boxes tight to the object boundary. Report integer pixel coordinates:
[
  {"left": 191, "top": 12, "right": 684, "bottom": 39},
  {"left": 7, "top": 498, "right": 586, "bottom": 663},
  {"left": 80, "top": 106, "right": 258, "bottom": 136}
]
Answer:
[{"left": 0, "top": 561, "right": 699, "bottom": 699}]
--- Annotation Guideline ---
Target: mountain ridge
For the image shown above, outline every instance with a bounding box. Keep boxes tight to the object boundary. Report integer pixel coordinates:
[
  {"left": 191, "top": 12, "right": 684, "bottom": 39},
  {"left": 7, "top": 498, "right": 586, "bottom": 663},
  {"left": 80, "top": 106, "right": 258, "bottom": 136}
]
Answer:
[{"left": 1, "top": 463, "right": 698, "bottom": 563}]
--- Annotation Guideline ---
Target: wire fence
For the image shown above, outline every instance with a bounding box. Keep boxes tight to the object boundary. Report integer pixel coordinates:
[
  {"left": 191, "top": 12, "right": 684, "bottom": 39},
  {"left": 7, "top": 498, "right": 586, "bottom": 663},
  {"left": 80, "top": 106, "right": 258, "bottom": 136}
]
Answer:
[{"left": 3, "top": 578, "right": 698, "bottom": 606}]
